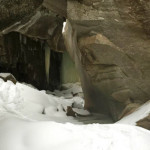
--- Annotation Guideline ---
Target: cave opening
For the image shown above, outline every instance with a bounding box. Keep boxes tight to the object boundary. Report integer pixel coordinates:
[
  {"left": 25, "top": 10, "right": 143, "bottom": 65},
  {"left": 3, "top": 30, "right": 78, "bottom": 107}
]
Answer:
[{"left": 0, "top": 31, "right": 80, "bottom": 92}]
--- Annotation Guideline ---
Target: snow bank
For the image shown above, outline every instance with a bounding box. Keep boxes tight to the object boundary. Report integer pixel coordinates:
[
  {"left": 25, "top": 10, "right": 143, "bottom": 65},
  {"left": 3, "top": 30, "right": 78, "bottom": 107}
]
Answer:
[
  {"left": 0, "top": 79, "right": 84, "bottom": 123},
  {"left": 117, "top": 101, "right": 150, "bottom": 125},
  {"left": 0, "top": 79, "right": 23, "bottom": 115},
  {"left": 0, "top": 77, "right": 150, "bottom": 150},
  {"left": 48, "top": 82, "right": 83, "bottom": 99},
  {"left": 0, "top": 117, "right": 149, "bottom": 150}
]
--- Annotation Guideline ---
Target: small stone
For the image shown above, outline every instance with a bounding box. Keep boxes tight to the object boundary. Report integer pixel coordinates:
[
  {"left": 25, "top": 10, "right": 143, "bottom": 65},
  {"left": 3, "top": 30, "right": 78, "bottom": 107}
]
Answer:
[{"left": 66, "top": 106, "right": 76, "bottom": 117}]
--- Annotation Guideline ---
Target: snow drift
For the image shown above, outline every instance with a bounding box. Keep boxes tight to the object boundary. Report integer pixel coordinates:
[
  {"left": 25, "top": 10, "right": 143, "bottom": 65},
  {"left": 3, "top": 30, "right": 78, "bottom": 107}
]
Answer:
[
  {"left": 0, "top": 78, "right": 150, "bottom": 150},
  {"left": 0, "top": 117, "right": 150, "bottom": 150}
]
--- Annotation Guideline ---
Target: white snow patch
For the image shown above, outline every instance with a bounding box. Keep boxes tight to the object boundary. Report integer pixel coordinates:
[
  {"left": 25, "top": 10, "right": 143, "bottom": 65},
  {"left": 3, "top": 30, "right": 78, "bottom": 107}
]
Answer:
[
  {"left": 73, "top": 108, "right": 90, "bottom": 116},
  {"left": 117, "top": 100, "right": 150, "bottom": 125},
  {"left": 50, "top": 82, "right": 83, "bottom": 99},
  {"left": 0, "top": 117, "right": 149, "bottom": 150},
  {"left": 0, "top": 79, "right": 82, "bottom": 123}
]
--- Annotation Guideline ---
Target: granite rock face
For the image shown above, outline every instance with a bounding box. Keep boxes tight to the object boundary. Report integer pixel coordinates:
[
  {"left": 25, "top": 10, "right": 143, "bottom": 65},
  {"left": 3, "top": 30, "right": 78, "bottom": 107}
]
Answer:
[
  {"left": 0, "top": 0, "right": 43, "bottom": 30},
  {"left": 63, "top": 0, "right": 150, "bottom": 120}
]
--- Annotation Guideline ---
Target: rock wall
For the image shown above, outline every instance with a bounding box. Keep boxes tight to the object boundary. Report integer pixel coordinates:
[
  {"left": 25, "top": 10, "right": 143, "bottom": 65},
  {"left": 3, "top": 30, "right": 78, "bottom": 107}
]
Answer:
[
  {"left": 0, "top": 0, "right": 43, "bottom": 30},
  {"left": 63, "top": 0, "right": 150, "bottom": 120}
]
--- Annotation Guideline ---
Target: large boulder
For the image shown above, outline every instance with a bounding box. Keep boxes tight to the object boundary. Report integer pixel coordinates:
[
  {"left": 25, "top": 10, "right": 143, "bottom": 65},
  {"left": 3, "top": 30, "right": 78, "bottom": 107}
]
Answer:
[{"left": 63, "top": 0, "right": 150, "bottom": 120}]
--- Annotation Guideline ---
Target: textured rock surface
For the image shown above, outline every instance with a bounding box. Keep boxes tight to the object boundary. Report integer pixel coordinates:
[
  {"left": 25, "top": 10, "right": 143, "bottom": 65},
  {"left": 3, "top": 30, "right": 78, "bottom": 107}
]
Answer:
[
  {"left": 43, "top": 0, "right": 67, "bottom": 17},
  {"left": 0, "top": 0, "right": 43, "bottom": 30},
  {"left": 137, "top": 114, "right": 150, "bottom": 130},
  {"left": 0, "top": 4, "right": 64, "bottom": 52},
  {"left": 63, "top": 0, "right": 150, "bottom": 120},
  {"left": 0, "top": 0, "right": 65, "bottom": 90}
]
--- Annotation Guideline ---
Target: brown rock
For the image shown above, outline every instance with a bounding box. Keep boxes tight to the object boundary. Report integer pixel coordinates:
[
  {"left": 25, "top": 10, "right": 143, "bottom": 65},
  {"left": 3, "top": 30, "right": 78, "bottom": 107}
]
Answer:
[
  {"left": 43, "top": 0, "right": 67, "bottom": 17},
  {"left": 63, "top": 0, "right": 150, "bottom": 120},
  {"left": 66, "top": 106, "right": 76, "bottom": 117},
  {"left": 136, "top": 114, "right": 150, "bottom": 130}
]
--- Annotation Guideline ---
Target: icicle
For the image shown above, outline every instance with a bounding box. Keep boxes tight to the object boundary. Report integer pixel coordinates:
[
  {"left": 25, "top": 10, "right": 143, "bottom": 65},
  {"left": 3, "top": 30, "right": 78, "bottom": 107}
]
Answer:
[
  {"left": 23, "top": 36, "right": 27, "bottom": 45},
  {"left": 19, "top": 34, "right": 22, "bottom": 43},
  {"left": 62, "top": 21, "right": 66, "bottom": 33},
  {"left": 19, "top": 33, "right": 24, "bottom": 53},
  {"left": 40, "top": 40, "right": 44, "bottom": 48},
  {"left": 45, "top": 44, "right": 51, "bottom": 84}
]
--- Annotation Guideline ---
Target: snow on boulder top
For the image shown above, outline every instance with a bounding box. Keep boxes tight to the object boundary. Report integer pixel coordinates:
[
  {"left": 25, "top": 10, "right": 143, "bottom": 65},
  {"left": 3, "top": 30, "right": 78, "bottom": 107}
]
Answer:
[
  {"left": 73, "top": 108, "right": 90, "bottom": 116},
  {"left": 117, "top": 100, "right": 150, "bottom": 126},
  {"left": 0, "top": 73, "right": 12, "bottom": 78}
]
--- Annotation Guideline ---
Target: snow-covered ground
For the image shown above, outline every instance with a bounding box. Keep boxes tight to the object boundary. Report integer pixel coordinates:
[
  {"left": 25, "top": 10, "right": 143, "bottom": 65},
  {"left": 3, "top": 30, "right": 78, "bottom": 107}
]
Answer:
[
  {"left": 0, "top": 117, "right": 150, "bottom": 150},
  {"left": 0, "top": 78, "right": 150, "bottom": 150},
  {"left": 0, "top": 78, "right": 84, "bottom": 123}
]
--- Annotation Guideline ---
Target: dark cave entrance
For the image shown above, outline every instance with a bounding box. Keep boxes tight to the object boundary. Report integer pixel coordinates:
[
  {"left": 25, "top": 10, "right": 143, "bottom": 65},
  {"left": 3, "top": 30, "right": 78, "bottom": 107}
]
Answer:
[
  {"left": 0, "top": 32, "right": 80, "bottom": 91},
  {"left": 0, "top": 32, "right": 63, "bottom": 91}
]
